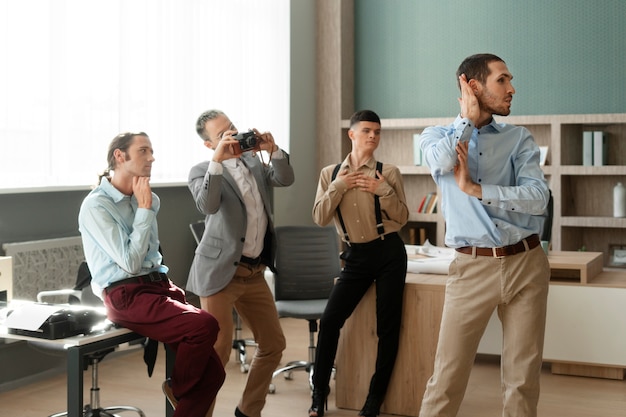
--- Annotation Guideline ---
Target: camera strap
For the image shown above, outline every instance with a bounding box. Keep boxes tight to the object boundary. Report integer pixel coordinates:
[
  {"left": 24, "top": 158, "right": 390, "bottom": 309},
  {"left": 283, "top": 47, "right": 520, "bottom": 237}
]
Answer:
[{"left": 332, "top": 161, "right": 384, "bottom": 245}]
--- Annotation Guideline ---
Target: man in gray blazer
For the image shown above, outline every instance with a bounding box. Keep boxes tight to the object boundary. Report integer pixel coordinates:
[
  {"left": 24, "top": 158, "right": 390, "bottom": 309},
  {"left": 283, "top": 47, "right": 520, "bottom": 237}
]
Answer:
[{"left": 187, "top": 109, "right": 295, "bottom": 417}]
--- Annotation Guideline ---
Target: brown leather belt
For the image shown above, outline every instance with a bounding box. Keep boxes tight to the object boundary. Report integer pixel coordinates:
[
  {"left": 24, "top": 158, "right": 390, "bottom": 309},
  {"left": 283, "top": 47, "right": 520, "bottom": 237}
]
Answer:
[
  {"left": 455, "top": 234, "right": 540, "bottom": 258},
  {"left": 105, "top": 271, "right": 168, "bottom": 294}
]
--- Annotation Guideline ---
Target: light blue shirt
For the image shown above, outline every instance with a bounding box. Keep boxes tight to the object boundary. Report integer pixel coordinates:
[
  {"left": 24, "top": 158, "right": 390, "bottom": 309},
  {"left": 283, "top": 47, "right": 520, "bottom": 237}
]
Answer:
[
  {"left": 78, "top": 178, "right": 167, "bottom": 298},
  {"left": 420, "top": 115, "right": 550, "bottom": 248}
]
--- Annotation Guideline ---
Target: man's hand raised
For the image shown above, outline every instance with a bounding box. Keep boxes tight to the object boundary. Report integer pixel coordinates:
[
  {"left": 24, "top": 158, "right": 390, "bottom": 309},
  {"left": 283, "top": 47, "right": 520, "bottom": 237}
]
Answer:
[{"left": 133, "top": 176, "right": 153, "bottom": 209}]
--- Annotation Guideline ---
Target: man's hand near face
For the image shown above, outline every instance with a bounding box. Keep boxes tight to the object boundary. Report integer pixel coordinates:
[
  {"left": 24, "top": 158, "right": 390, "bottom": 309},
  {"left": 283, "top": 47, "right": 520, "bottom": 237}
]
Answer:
[
  {"left": 253, "top": 128, "right": 279, "bottom": 153},
  {"left": 458, "top": 74, "right": 480, "bottom": 126},
  {"left": 133, "top": 176, "right": 153, "bottom": 209},
  {"left": 211, "top": 133, "right": 240, "bottom": 163}
]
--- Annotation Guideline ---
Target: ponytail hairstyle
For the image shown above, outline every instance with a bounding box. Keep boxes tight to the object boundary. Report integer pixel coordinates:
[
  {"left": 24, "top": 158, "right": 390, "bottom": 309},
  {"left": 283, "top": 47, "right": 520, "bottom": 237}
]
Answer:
[{"left": 97, "top": 132, "right": 148, "bottom": 184}]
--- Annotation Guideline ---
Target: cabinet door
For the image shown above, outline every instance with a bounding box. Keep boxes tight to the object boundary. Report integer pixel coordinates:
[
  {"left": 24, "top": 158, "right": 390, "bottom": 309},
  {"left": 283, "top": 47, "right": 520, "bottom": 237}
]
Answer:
[
  {"left": 478, "top": 285, "right": 626, "bottom": 367},
  {"left": 543, "top": 285, "right": 626, "bottom": 366}
]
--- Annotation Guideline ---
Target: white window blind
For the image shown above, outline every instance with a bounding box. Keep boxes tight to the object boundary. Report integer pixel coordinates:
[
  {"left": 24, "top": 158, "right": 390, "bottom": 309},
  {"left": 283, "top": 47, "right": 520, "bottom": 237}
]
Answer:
[{"left": 0, "top": 0, "right": 290, "bottom": 191}]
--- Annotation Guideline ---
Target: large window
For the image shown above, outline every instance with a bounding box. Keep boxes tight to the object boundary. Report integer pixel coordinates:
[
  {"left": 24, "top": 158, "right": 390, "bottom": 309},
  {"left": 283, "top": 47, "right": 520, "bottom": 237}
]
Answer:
[{"left": 0, "top": 0, "right": 290, "bottom": 192}]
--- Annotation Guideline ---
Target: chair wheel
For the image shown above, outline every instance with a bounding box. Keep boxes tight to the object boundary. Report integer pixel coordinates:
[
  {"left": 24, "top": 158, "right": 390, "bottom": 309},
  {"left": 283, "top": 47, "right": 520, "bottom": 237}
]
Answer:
[
  {"left": 268, "top": 383, "right": 276, "bottom": 394},
  {"left": 240, "top": 363, "right": 250, "bottom": 373},
  {"left": 284, "top": 371, "right": 293, "bottom": 380}
]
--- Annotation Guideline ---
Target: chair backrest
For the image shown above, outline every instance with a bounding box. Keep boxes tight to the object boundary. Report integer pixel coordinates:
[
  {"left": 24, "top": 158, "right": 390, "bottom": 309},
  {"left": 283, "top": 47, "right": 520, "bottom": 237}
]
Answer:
[
  {"left": 273, "top": 225, "right": 341, "bottom": 301},
  {"left": 540, "top": 189, "right": 554, "bottom": 242},
  {"left": 75, "top": 262, "right": 106, "bottom": 307},
  {"left": 36, "top": 261, "right": 102, "bottom": 307}
]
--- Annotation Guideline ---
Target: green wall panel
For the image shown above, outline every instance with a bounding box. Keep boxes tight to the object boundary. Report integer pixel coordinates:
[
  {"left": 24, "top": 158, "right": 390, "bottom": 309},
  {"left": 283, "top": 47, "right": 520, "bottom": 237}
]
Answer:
[{"left": 355, "top": 0, "right": 626, "bottom": 118}]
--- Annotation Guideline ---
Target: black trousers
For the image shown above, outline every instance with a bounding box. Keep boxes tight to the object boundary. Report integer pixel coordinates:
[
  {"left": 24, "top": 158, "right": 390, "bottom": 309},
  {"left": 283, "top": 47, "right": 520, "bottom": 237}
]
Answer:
[{"left": 312, "top": 232, "right": 407, "bottom": 402}]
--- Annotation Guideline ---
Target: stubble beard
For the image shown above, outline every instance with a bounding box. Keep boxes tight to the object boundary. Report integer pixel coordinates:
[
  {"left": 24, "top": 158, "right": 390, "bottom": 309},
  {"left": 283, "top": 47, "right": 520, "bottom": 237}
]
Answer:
[{"left": 479, "top": 89, "right": 512, "bottom": 117}]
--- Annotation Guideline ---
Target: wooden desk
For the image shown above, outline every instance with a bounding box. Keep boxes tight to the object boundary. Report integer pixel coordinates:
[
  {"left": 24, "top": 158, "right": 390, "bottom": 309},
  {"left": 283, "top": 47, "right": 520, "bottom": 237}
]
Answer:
[
  {"left": 335, "top": 252, "right": 626, "bottom": 416},
  {"left": 335, "top": 273, "right": 447, "bottom": 417}
]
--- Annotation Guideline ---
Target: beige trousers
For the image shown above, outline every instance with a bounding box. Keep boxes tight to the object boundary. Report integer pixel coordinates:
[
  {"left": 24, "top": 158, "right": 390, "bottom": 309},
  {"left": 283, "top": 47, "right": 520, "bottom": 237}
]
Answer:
[
  {"left": 419, "top": 245, "right": 550, "bottom": 417},
  {"left": 201, "top": 264, "right": 286, "bottom": 417}
]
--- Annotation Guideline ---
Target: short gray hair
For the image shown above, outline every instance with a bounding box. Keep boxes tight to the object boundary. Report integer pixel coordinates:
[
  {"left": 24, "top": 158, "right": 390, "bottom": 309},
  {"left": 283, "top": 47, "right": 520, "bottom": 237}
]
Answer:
[{"left": 196, "top": 109, "right": 225, "bottom": 141}]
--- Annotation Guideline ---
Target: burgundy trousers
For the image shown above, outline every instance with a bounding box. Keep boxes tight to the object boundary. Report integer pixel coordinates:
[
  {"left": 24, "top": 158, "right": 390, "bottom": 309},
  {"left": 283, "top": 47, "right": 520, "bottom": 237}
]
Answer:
[{"left": 104, "top": 279, "right": 225, "bottom": 417}]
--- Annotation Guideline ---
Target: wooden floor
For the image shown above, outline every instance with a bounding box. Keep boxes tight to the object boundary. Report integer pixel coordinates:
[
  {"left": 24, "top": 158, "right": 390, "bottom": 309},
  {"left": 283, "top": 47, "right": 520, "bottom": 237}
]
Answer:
[{"left": 1, "top": 317, "right": 626, "bottom": 417}]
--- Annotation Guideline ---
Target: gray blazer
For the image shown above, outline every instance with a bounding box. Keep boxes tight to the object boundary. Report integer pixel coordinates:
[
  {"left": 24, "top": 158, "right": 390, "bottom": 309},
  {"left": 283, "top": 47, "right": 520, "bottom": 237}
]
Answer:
[{"left": 186, "top": 151, "right": 294, "bottom": 297}]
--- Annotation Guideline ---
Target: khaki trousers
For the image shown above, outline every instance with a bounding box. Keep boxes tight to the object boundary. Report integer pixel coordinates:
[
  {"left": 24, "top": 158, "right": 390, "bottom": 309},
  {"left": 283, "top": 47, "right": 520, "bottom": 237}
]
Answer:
[
  {"left": 419, "top": 245, "right": 550, "bottom": 417},
  {"left": 201, "top": 263, "right": 286, "bottom": 417}
]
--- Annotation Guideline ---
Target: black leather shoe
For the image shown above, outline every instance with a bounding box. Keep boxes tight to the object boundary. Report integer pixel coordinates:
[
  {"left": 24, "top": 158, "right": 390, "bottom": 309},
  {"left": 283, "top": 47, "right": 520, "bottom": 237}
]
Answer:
[
  {"left": 308, "top": 386, "right": 330, "bottom": 417},
  {"left": 358, "top": 396, "right": 381, "bottom": 417},
  {"left": 235, "top": 406, "right": 250, "bottom": 417}
]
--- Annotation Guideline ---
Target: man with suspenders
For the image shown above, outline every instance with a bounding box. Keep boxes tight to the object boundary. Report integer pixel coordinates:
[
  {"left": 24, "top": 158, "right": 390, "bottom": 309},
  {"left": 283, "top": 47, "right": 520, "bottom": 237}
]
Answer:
[{"left": 310, "top": 110, "right": 409, "bottom": 417}]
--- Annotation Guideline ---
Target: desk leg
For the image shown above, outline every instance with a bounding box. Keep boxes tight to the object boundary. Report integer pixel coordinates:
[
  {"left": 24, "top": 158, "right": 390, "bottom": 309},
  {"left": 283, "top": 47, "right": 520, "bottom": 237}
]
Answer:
[
  {"left": 66, "top": 347, "right": 83, "bottom": 417},
  {"left": 166, "top": 344, "right": 175, "bottom": 417}
]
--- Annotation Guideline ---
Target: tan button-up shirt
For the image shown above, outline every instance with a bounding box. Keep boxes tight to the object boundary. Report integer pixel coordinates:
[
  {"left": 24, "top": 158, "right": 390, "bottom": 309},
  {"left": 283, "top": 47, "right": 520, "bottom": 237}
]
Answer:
[{"left": 312, "top": 154, "right": 409, "bottom": 244}]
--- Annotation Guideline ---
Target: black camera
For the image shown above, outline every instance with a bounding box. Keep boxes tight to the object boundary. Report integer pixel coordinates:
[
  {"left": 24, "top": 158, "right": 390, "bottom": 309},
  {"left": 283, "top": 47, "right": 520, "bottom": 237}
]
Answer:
[{"left": 233, "top": 130, "right": 261, "bottom": 153}]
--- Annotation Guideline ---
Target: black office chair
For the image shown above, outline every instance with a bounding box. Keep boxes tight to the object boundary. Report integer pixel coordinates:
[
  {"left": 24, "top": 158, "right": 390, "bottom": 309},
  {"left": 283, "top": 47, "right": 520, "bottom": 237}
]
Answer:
[
  {"left": 35, "top": 262, "right": 146, "bottom": 417},
  {"left": 268, "top": 225, "right": 341, "bottom": 394},
  {"left": 189, "top": 220, "right": 257, "bottom": 373}
]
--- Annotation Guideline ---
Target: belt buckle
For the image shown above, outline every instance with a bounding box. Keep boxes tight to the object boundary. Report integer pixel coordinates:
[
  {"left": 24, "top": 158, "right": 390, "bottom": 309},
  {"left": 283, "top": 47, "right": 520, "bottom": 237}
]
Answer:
[
  {"left": 492, "top": 247, "right": 505, "bottom": 258},
  {"left": 148, "top": 271, "right": 162, "bottom": 282}
]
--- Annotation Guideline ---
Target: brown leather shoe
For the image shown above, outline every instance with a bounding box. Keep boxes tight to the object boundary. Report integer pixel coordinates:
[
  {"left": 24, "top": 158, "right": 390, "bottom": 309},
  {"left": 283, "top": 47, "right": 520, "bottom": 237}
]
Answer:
[{"left": 162, "top": 379, "right": 178, "bottom": 409}]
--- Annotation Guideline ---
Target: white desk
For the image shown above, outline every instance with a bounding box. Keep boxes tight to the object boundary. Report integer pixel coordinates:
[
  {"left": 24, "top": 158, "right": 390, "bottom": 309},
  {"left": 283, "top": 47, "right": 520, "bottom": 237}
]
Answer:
[{"left": 1, "top": 315, "right": 145, "bottom": 417}]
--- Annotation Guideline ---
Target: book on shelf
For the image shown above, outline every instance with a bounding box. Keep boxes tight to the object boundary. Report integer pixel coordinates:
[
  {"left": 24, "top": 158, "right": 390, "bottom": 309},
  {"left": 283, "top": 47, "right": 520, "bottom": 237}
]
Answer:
[
  {"left": 418, "top": 192, "right": 437, "bottom": 213},
  {"left": 421, "top": 193, "right": 433, "bottom": 213},
  {"left": 582, "top": 130, "right": 593, "bottom": 166},
  {"left": 426, "top": 193, "right": 438, "bottom": 213},
  {"left": 417, "top": 194, "right": 427, "bottom": 213},
  {"left": 593, "top": 130, "right": 607, "bottom": 166},
  {"left": 413, "top": 134, "right": 423, "bottom": 165},
  {"left": 539, "top": 146, "right": 549, "bottom": 166},
  {"left": 408, "top": 227, "right": 427, "bottom": 245}
]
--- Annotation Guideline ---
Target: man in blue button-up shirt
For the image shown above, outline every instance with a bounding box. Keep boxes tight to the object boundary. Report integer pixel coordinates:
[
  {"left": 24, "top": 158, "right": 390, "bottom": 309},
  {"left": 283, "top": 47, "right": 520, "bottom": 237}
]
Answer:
[{"left": 418, "top": 54, "right": 551, "bottom": 417}]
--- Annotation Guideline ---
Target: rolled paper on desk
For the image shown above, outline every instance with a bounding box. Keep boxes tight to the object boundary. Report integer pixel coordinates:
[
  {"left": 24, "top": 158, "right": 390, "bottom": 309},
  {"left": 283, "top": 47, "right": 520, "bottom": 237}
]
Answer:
[
  {"left": 407, "top": 258, "right": 452, "bottom": 275},
  {"left": 405, "top": 240, "right": 456, "bottom": 258},
  {"left": 405, "top": 240, "right": 454, "bottom": 274}
]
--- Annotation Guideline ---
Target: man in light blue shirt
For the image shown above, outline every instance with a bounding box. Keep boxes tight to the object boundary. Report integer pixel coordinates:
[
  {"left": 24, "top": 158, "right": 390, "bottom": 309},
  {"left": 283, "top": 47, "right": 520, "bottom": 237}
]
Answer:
[
  {"left": 79, "top": 132, "right": 225, "bottom": 417},
  {"left": 418, "top": 54, "right": 551, "bottom": 417}
]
